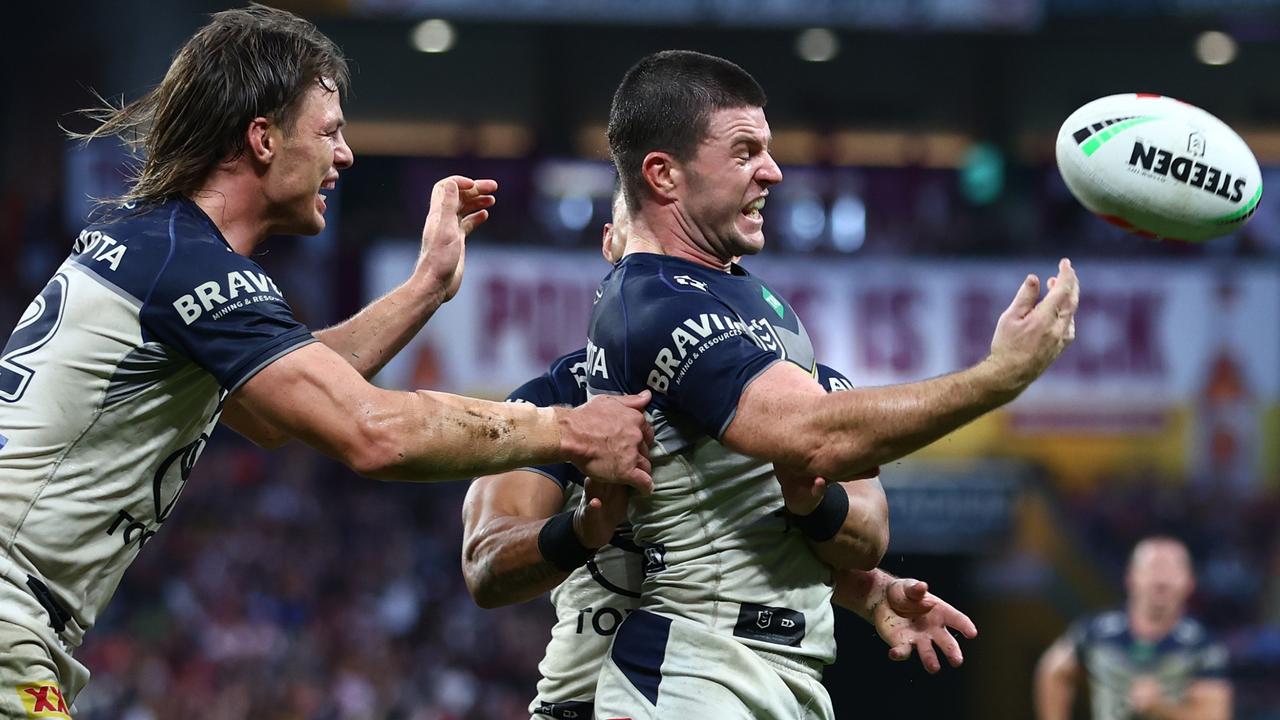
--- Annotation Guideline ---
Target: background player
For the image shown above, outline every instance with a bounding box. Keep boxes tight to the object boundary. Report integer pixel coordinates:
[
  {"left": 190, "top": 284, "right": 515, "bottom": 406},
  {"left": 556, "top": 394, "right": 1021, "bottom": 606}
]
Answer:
[
  {"left": 0, "top": 6, "right": 650, "bottom": 712},
  {"left": 1035, "top": 537, "right": 1232, "bottom": 720},
  {"left": 463, "top": 196, "right": 976, "bottom": 719},
  {"left": 587, "top": 50, "right": 1079, "bottom": 718}
]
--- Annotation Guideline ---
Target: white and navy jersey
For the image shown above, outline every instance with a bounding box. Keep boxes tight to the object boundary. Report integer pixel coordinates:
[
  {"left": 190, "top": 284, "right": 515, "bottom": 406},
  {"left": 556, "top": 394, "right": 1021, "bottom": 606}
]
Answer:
[
  {"left": 0, "top": 198, "right": 314, "bottom": 647},
  {"left": 512, "top": 349, "right": 854, "bottom": 719},
  {"left": 1070, "top": 610, "right": 1229, "bottom": 720},
  {"left": 586, "top": 252, "right": 837, "bottom": 666},
  {"left": 504, "top": 350, "right": 645, "bottom": 720}
]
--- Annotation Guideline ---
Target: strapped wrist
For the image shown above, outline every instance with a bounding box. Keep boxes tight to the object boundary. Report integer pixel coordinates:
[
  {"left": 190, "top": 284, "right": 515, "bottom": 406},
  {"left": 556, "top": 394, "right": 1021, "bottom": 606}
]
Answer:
[
  {"left": 538, "top": 511, "right": 595, "bottom": 572},
  {"left": 788, "top": 482, "right": 849, "bottom": 542}
]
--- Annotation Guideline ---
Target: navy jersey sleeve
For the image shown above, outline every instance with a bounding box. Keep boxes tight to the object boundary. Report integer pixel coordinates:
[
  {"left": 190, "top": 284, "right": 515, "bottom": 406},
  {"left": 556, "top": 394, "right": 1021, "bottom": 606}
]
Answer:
[
  {"left": 602, "top": 280, "right": 779, "bottom": 439},
  {"left": 503, "top": 350, "right": 588, "bottom": 491},
  {"left": 506, "top": 374, "right": 567, "bottom": 407},
  {"left": 816, "top": 363, "right": 854, "bottom": 393},
  {"left": 139, "top": 237, "right": 315, "bottom": 392}
]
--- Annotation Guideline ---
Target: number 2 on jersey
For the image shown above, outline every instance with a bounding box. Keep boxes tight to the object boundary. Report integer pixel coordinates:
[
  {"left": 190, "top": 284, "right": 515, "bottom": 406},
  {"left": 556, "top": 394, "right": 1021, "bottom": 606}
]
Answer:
[{"left": 1, "top": 274, "right": 69, "bottom": 402}]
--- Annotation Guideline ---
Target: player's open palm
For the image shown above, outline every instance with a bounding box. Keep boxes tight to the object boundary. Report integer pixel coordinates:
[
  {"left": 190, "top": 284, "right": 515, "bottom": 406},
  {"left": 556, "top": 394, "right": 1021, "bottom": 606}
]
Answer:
[
  {"left": 561, "top": 393, "right": 655, "bottom": 494},
  {"left": 989, "top": 258, "right": 1080, "bottom": 390},
  {"left": 875, "top": 579, "right": 978, "bottom": 674},
  {"left": 417, "top": 176, "right": 498, "bottom": 301}
]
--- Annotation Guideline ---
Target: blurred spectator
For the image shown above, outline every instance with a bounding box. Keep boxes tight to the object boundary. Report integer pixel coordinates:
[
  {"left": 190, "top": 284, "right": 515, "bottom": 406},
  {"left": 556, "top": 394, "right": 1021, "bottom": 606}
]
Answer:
[{"left": 1035, "top": 537, "right": 1233, "bottom": 720}]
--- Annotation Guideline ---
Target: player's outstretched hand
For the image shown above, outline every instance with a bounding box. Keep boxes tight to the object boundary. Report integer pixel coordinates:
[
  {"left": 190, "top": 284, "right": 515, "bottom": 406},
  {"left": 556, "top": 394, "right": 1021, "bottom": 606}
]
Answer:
[
  {"left": 875, "top": 579, "right": 978, "bottom": 674},
  {"left": 417, "top": 175, "right": 499, "bottom": 302},
  {"left": 574, "top": 478, "right": 631, "bottom": 548},
  {"left": 560, "top": 393, "right": 654, "bottom": 494},
  {"left": 988, "top": 258, "right": 1080, "bottom": 392}
]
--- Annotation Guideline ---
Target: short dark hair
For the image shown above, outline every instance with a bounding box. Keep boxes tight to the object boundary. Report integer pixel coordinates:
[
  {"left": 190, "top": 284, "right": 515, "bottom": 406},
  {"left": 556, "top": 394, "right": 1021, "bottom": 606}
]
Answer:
[
  {"left": 607, "top": 50, "right": 766, "bottom": 210},
  {"left": 71, "top": 4, "right": 349, "bottom": 208}
]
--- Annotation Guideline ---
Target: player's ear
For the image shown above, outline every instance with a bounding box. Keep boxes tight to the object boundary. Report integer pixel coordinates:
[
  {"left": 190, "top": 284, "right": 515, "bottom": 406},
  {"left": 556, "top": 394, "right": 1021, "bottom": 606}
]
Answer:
[
  {"left": 642, "top": 151, "right": 679, "bottom": 201},
  {"left": 601, "top": 223, "right": 616, "bottom": 263},
  {"left": 245, "top": 116, "right": 275, "bottom": 165}
]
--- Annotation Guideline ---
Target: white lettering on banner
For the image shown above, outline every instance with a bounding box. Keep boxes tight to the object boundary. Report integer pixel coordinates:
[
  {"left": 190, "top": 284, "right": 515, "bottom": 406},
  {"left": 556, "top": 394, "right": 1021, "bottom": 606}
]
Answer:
[
  {"left": 366, "top": 247, "right": 1279, "bottom": 401},
  {"left": 1047, "top": 290, "right": 1165, "bottom": 379},
  {"left": 953, "top": 284, "right": 1167, "bottom": 379},
  {"left": 481, "top": 276, "right": 596, "bottom": 369},
  {"left": 172, "top": 272, "right": 283, "bottom": 324},
  {"left": 74, "top": 229, "right": 127, "bottom": 271}
]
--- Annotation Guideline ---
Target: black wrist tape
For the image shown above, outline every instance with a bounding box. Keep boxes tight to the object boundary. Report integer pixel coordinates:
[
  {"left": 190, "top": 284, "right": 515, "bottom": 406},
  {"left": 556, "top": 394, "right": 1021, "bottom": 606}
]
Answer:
[
  {"left": 538, "top": 511, "right": 595, "bottom": 572},
  {"left": 790, "top": 483, "right": 849, "bottom": 542}
]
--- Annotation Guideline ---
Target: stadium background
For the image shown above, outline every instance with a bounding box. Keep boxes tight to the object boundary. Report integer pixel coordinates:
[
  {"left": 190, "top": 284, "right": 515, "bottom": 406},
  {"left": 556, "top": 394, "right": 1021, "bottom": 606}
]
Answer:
[{"left": 2, "top": 0, "right": 1280, "bottom": 717}]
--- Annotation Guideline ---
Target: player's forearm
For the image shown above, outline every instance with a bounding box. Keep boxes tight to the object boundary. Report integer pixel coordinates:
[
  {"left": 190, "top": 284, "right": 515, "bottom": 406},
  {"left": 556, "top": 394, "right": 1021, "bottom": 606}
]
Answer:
[
  {"left": 808, "top": 479, "right": 889, "bottom": 571},
  {"left": 219, "top": 398, "right": 292, "bottom": 449},
  {"left": 1143, "top": 696, "right": 1231, "bottom": 720},
  {"left": 1033, "top": 668, "right": 1076, "bottom": 720},
  {"left": 314, "top": 274, "right": 445, "bottom": 380},
  {"left": 831, "top": 567, "right": 896, "bottom": 620},
  {"left": 352, "top": 391, "right": 567, "bottom": 481},
  {"left": 801, "top": 359, "right": 1019, "bottom": 479},
  {"left": 462, "top": 515, "right": 571, "bottom": 608}
]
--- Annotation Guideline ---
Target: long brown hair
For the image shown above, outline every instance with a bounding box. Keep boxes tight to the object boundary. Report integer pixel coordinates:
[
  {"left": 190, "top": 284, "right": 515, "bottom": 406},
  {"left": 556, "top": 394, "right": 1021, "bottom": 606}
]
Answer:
[{"left": 70, "top": 4, "right": 349, "bottom": 209}]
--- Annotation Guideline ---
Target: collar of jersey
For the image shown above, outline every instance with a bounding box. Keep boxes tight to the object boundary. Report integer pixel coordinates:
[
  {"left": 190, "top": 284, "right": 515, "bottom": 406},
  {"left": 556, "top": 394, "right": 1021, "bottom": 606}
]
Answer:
[
  {"left": 619, "top": 251, "right": 751, "bottom": 279},
  {"left": 178, "top": 197, "right": 238, "bottom": 254}
]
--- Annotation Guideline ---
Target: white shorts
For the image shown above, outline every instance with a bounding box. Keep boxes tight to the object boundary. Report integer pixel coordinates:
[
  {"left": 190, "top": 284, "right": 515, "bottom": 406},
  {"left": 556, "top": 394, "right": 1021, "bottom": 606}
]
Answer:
[
  {"left": 0, "top": 619, "right": 81, "bottom": 719},
  {"left": 0, "top": 579, "right": 89, "bottom": 718},
  {"left": 594, "top": 610, "right": 833, "bottom": 720}
]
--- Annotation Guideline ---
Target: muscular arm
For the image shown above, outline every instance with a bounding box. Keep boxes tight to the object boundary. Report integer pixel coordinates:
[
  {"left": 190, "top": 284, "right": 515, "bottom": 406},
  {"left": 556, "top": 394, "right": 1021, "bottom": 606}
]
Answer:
[
  {"left": 1139, "top": 680, "right": 1232, "bottom": 720},
  {"left": 219, "top": 277, "right": 447, "bottom": 450},
  {"left": 461, "top": 470, "right": 570, "bottom": 608},
  {"left": 726, "top": 360, "right": 1015, "bottom": 480},
  {"left": 222, "top": 176, "right": 494, "bottom": 447},
  {"left": 229, "top": 342, "right": 652, "bottom": 488},
  {"left": 1035, "top": 637, "right": 1080, "bottom": 720},
  {"left": 815, "top": 478, "right": 889, "bottom": 570},
  {"left": 723, "top": 264, "right": 1078, "bottom": 480},
  {"left": 780, "top": 472, "right": 889, "bottom": 571}
]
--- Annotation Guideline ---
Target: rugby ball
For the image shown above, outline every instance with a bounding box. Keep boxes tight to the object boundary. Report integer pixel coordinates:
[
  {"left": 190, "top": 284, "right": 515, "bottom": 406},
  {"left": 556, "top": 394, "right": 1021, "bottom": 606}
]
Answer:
[{"left": 1055, "top": 93, "right": 1262, "bottom": 242}]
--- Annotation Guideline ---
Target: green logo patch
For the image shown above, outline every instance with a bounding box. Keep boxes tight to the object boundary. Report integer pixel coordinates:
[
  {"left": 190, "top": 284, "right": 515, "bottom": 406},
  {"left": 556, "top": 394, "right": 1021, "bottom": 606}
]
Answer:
[{"left": 762, "top": 286, "right": 785, "bottom": 319}]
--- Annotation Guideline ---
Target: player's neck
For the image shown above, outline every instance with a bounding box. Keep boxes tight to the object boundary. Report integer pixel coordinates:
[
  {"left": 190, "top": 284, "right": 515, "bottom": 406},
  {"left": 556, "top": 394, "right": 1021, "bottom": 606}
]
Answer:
[
  {"left": 1128, "top": 603, "right": 1182, "bottom": 641},
  {"left": 626, "top": 213, "right": 732, "bottom": 272},
  {"left": 189, "top": 171, "right": 272, "bottom": 256}
]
